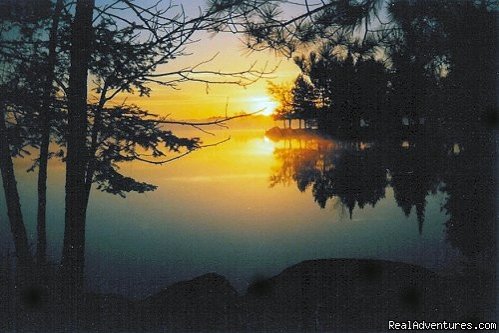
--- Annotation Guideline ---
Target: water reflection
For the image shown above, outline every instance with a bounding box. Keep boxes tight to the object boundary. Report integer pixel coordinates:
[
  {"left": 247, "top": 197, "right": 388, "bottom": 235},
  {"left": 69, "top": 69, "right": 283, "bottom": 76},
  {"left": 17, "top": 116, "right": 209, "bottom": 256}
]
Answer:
[
  {"left": 270, "top": 139, "right": 389, "bottom": 217},
  {"left": 268, "top": 131, "right": 496, "bottom": 267},
  {"left": 0, "top": 128, "right": 494, "bottom": 300}
]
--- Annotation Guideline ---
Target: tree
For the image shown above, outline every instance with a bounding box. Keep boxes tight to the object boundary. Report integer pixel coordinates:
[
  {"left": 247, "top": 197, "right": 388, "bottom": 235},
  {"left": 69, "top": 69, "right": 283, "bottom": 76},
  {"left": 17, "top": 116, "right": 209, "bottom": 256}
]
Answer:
[
  {"left": 235, "top": 0, "right": 496, "bottom": 133},
  {"left": 0, "top": 1, "right": 278, "bottom": 306},
  {"left": 354, "top": 57, "right": 389, "bottom": 131},
  {"left": 215, "top": 0, "right": 387, "bottom": 57},
  {"left": 0, "top": 99, "right": 32, "bottom": 275},
  {"left": 386, "top": 0, "right": 496, "bottom": 129},
  {"left": 291, "top": 75, "right": 316, "bottom": 128},
  {"left": 2, "top": 0, "right": 392, "bottom": 282},
  {"left": 294, "top": 45, "right": 356, "bottom": 132},
  {"left": 61, "top": 0, "right": 95, "bottom": 307},
  {"left": 267, "top": 75, "right": 316, "bottom": 130},
  {"left": 37, "top": 0, "right": 65, "bottom": 266},
  {"left": 268, "top": 80, "right": 294, "bottom": 128},
  {"left": 0, "top": 0, "right": 59, "bottom": 283},
  {"left": 57, "top": 0, "right": 277, "bottom": 299},
  {"left": 291, "top": 43, "right": 391, "bottom": 135},
  {"left": 2, "top": 0, "right": 492, "bottom": 307}
]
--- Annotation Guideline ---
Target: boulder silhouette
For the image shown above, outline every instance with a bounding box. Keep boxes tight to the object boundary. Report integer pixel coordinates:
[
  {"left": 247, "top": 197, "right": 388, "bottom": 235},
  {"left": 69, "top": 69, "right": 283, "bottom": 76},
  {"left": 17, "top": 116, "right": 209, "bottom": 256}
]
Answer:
[
  {"left": 141, "top": 273, "right": 239, "bottom": 330},
  {"left": 86, "top": 259, "right": 483, "bottom": 331},
  {"left": 242, "top": 259, "right": 455, "bottom": 331}
]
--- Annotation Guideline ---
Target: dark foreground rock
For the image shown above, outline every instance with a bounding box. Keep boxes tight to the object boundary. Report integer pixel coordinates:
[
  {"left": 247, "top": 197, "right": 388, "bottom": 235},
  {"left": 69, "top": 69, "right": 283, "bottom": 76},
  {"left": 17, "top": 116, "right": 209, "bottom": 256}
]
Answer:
[
  {"left": 1, "top": 258, "right": 495, "bottom": 332},
  {"left": 139, "top": 273, "right": 240, "bottom": 330},
  {"left": 242, "top": 259, "right": 454, "bottom": 331}
]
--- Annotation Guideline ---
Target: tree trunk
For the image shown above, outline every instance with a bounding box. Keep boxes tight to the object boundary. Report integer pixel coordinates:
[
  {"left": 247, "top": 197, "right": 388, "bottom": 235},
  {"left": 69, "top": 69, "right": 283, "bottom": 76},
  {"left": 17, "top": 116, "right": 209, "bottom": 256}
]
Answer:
[
  {"left": 60, "top": 0, "right": 94, "bottom": 303},
  {"left": 36, "top": 0, "right": 64, "bottom": 266},
  {"left": 0, "top": 106, "right": 32, "bottom": 273}
]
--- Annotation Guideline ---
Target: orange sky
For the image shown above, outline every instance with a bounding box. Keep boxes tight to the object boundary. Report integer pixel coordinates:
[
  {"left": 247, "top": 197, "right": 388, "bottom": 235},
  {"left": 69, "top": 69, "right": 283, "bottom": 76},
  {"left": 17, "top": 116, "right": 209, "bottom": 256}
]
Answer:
[
  {"left": 94, "top": 0, "right": 387, "bottom": 120},
  {"left": 120, "top": 21, "right": 301, "bottom": 120}
]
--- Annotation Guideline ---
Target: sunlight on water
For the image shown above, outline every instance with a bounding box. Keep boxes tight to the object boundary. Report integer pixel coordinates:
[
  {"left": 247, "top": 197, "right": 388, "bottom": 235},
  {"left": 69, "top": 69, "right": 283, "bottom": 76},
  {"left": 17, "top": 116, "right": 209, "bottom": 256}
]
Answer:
[{"left": 0, "top": 128, "right": 466, "bottom": 297}]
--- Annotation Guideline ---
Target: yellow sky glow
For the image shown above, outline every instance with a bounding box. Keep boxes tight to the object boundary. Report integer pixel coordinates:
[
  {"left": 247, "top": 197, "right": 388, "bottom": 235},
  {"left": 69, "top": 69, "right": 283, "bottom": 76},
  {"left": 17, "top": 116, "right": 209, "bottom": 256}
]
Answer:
[
  {"left": 247, "top": 95, "right": 280, "bottom": 116},
  {"left": 122, "top": 32, "right": 300, "bottom": 120}
]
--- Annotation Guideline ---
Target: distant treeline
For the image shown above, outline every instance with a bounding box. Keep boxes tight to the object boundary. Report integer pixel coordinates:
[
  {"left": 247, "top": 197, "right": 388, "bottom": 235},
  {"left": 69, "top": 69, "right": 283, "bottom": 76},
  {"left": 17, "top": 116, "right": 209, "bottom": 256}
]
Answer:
[{"left": 269, "top": 1, "right": 496, "bottom": 137}]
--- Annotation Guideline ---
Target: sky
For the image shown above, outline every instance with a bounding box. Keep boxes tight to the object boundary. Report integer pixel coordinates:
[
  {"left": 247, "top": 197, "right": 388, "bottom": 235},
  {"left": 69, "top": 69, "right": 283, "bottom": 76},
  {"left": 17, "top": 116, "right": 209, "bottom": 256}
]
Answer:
[
  {"left": 95, "top": 0, "right": 391, "bottom": 119},
  {"left": 100, "top": 0, "right": 305, "bottom": 120},
  {"left": 125, "top": 34, "right": 299, "bottom": 119}
]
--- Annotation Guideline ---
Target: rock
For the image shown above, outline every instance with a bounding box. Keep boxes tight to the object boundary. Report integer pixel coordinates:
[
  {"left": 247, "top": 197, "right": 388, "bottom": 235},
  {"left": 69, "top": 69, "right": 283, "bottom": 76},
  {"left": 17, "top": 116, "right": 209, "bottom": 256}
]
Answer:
[
  {"left": 82, "top": 293, "right": 137, "bottom": 330},
  {"left": 242, "top": 259, "right": 455, "bottom": 331},
  {"left": 141, "top": 273, "right": 239, "bottom": 330},
  {"left": 102, "top": 259, "right": 475, "bottom": 331}
]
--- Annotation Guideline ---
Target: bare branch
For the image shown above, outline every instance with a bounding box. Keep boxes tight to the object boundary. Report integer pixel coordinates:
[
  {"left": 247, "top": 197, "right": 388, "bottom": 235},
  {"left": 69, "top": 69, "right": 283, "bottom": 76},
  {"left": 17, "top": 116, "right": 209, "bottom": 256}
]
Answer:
[
  {"left": 132, "top": 136, "right": 231, "bottom": 165},
  {"left": 146, "top": 108, "right": 265, "bottom": 127}
]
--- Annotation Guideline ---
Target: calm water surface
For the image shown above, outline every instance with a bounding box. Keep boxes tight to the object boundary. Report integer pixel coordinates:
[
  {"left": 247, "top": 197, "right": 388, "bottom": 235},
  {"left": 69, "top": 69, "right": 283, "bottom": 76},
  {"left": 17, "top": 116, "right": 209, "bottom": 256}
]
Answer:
[{"left": 0, "top": 127, "right": 493, "bottom": 298}]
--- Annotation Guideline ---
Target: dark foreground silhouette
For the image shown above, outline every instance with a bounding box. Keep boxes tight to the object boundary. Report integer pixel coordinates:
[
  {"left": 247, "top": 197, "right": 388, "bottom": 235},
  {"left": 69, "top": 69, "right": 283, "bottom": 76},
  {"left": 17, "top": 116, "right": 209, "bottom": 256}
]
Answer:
[{"left": 0, "top": 258, "right": 495, "bottom": 332}]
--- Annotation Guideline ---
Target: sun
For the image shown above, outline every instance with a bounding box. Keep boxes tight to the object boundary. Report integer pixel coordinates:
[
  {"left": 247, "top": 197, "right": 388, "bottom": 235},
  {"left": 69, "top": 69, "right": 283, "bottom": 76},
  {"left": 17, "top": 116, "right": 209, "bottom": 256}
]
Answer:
[{"left": 249, "top": 95, "right": 279, "bottom": 116}]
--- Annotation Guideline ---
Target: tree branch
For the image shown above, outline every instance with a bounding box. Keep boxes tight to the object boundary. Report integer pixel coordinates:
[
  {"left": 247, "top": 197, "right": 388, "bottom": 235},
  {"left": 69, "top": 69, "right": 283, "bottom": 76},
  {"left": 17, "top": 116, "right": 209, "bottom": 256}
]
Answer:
[
  {"left": 145, "top": 108, "right": 265, "bottom": 127},
  {"left": 132, "top": 136, "right": 231, "bottom": 165}
]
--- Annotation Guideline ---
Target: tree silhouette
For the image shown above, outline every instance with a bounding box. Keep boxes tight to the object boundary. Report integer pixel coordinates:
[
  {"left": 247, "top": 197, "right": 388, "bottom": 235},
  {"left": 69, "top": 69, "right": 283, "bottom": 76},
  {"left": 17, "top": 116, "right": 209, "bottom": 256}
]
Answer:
[
  {"left": 268, "top": 75, "right": 317, "bottom": 129},
  {"left": 0, "top": 0, "right": 70, "bottom": 269},
  {"left": 0, "top": 96, "right": 32, "bottom": 275},
  {"left": 0, "top": 1, "right": 496, "bottom": 328},
  {"left": 290, "top": 43, "right": 390, "bottom": 136},
  {"left": 36, "top": 0, "right": 65, "bottom": 266},
  {"left": 87, "top": 104, "right": 200, "bottom": 198},
  {"left": 255, "top": 1, "right": 496, "bottom": 138},
  {"left": 291, "top": 75, "right": 316, "bottom": 128},
  {"left": 1, "top": 0, "right": 278, "bottom": 307},
  {"left": 268, "top": 81, "right": 294, "bottom": 128},
  {"left": 56, "top": 0, "right": 277, "bottom": 303},
  {"left": 0, "top": 0, "right": 58, "bottom": 281},
  {"left": 215, "top": 0, "right": 387, "bottom": 57},
  {"left": 354, "top": 58, "right": 389, "bottom": 132},
  {"left": 61, "top": 0, "right": 95, "bottom": 307}
]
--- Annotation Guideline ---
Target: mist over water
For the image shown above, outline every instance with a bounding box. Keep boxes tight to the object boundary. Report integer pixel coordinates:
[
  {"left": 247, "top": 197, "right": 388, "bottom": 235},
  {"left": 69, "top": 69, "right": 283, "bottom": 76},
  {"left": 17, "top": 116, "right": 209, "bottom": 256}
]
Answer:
[{"left": 1, "top": 126, "right": 479, "bottom": 298}]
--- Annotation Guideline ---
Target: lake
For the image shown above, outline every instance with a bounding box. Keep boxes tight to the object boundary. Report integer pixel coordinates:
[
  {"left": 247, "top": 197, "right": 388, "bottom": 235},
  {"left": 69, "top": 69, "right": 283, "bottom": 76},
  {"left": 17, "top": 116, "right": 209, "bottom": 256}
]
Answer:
[{"left": 0, "top": 126, "right": 495, "bottom": 298}]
